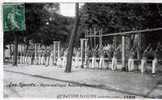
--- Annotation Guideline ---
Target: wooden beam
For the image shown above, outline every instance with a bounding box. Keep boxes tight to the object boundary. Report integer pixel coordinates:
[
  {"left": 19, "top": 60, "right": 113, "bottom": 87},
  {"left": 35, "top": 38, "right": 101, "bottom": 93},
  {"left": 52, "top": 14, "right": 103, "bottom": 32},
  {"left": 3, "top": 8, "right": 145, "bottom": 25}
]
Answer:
[
  {"left": 85, "top": 27, "right": 162, "bottom": 37},
  {"left": 53, "top": 41, "right": 56, "bottom": 65},
  {"left": 122, "top": 36, "right": 126, "bottom": 70},
  {"left": 80, "top": 39, "right": 84, "bottom": 68}
]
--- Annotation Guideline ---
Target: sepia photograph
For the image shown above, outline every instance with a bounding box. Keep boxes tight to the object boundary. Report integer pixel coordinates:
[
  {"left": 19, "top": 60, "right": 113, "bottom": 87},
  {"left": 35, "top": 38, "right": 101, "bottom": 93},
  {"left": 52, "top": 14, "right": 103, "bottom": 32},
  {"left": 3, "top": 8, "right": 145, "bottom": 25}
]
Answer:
[{"left": 2, "top": 2, "right": 162, "bottom": 99}]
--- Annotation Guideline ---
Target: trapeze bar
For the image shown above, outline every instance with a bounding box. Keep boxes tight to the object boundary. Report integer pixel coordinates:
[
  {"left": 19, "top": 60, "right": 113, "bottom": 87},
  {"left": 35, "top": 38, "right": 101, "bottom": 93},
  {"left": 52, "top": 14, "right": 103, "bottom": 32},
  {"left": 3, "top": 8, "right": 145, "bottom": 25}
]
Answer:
[{"left": 85, "top": 27, "right": 162, "bottom": 37}]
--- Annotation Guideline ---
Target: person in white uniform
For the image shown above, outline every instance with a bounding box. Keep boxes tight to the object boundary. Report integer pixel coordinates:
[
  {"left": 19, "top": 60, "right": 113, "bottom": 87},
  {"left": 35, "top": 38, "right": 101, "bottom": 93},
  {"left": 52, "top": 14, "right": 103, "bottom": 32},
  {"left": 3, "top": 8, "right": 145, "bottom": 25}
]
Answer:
[
  {"left": 91, "top": 50, "right": 96, "bottom": 69},
  {"left": 49, "top": 51, "right": 53, "bottom": 66},
  {"left": 99, "top": 47, "right": 105, "bottom": 69},
  {"left": 140, "top": 44, "right": 152, "bottom": 74},
  {"left": 141, "top": 53, "right": 147, "bottom": 73},
  {"left": 111, "top": 52, "right": 117, "bottom": 71},
  {"left": 152, "top": 50, "right": 158, "bottom": 74},
  {"left": 128, "top": 49, "right": 135, "bottom": 71}
]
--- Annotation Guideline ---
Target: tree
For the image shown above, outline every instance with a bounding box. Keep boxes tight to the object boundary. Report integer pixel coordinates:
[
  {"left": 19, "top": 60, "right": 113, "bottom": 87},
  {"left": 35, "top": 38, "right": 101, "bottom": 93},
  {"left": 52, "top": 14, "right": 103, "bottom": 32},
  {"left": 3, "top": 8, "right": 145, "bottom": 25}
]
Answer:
[
  {"left": 24, "top": 3, "right": 74, "bottom": 45},
  {"left": 3, "top": 4, "right": 26, "bottom": 65},
  {"left": 4, "top": 3, "right": 75, "bottom": 65},
  {"left": 4, "top": 3, "right": 75, "bottom": 45},
  {"left": 65, "top": 3, "right": 80, "bottom": 72},
  {"left": 79, "top": 3, "right": 162, "bottom": 58}
]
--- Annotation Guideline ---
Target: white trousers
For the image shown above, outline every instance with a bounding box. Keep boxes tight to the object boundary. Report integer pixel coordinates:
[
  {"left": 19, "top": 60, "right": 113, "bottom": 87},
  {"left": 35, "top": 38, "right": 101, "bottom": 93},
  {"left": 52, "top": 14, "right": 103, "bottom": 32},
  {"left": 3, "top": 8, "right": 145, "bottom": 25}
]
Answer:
[
  {"left": 20, "top": 56, "right": 23, "bottom": 64},
  {"left": 141, "top": 59, "right": 146, "bottom": 73},
  {"left": 57, "top": 58, "right": 61, "bottom": 66},
  {"left": 99, "top": 57, "right": 104, "bottom": 69},
  {"left": 45, "top": 56, "right": 49, "bottom": 66},
  {"left": 41, "top": 56, "right": 45, "bottom": 65},
  {"left": 74, "top": 56, "right": 80, "bottom": 67},
  {"left": 111, "top": 57, "right": 117, "bottom": 70},
  {"left": 49, "top": 54, "right": 53, "bottom": 66},
  {"left": 28, "top": 56, "right": 32, "bottom": 64},
  {"left": 128, "top": 58, "right": 134, "bottom": 71},
  {"left": 22, "top": 56, "right": 25, "bottom": 64},
  {"left": 38, "top": 56, "right": 41, "bottom": 65},
  {"left": 84, "top": 56, "right": 88, "bottom": 68},
  {"left": 24, "top": 56, "right": 28, "bottom": 64},
  {"left": 92, "top": 57, "right": 96, "bottom": 68},
  {"left": 34, "top": 56, "right": 37, "bottom": 65},
  {"left": 152, "top": 58, "right": 158, "bottom": 74},
  {"left": 26, "top": 56, "right": 29, "bottom": 64}
]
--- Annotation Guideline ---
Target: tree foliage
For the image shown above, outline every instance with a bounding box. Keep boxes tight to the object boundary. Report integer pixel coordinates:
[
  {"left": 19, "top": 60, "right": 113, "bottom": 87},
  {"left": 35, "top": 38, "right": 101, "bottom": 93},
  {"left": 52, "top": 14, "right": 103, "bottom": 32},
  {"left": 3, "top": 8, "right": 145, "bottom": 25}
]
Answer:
[
  {"left": 80, "top": 3, "right": 162, "bottom": 32},
  {"left": 25, "top": 3, "right": 74, "bottom": 45},
  {"left": 79, "top": 3, "right": 162, "bottom": 49},
  {"left": 4, "top": 3, "right": 74, "bottom": 46}
]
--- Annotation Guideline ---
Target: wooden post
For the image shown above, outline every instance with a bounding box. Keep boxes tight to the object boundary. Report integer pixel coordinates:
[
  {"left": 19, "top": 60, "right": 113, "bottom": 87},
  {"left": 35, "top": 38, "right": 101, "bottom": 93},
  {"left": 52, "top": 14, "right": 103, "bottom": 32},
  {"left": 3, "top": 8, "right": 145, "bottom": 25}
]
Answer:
[
  {"left": 113, "top": 37, "right": 117, "bottom": 49},
  {"left": 122, "top": 36, "right": 126, "bottom": 71},
  {"left": 34, "top": 43, "right": 37, "bottom": 64},
  {"left": 53, "top": 41, "right": 56, "bottom": 65},
  {"left": 138, "top": 33, "right": 142, "bottom": 59},
  {"left": 49, "top": 45, "right": 53, "bottom": 66},
  {"left": 18, "top": 44, "right": 20, "bottom": 64},
  {"left": 90, "top": 29, "right": 93, "bottom": 49},
  {"left": 13, "top": 34, "right": 19, "bottom": 66},
  {"left": 99, "top": 29, "right": 102, "bottom": 50},
  {"left": 94, "top": 28, "right": 96, "bottom": 49},
  {"left": 58, "top": 41, "right": 60, "bottom": 59},
  {"left": 80, "top": 39, "right": 84, "bottom": 68},
  {"left": 20, "top": 44, "right": 23, "bottom": 64},
  {"left": 84, "top": 39, "right": 88, "bottom": 68},
  {"left": 9, "top": 44, "right": 12, "bottom": 60},
  {"left": 22, "top": 44, "right": 24, "bottom": 64},
  {"left": 21, "top": 44, "right": 23, "bottom": 64}
]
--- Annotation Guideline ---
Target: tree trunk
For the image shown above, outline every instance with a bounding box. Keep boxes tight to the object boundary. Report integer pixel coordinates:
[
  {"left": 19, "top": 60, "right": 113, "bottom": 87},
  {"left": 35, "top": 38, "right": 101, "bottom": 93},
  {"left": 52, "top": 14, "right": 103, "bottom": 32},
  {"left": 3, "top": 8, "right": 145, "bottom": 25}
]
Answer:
[
  {"left": 65, "top": 3, "right": 80, "bottom": 72},
  {"left": 137, "top": 33, "right": 142, "bottom": 59},
  {"left": 13, "top": 33, "right": 19, "bottom": 66}
]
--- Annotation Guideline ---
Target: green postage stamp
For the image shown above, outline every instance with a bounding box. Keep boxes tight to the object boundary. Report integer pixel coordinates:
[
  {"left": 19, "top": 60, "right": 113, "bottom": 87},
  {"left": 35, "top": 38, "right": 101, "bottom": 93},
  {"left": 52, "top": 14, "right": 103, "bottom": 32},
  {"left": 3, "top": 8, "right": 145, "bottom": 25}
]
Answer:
[{"left": 3, "top": 3, "right": 25, "bottom": 32}]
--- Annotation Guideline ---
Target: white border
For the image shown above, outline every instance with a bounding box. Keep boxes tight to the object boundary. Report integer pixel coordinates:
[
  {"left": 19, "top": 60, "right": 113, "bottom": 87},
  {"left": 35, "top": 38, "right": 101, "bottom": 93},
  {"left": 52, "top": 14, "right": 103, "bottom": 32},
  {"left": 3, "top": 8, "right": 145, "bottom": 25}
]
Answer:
[
  {"left": 0, "top": 2, "right": 4, "bottom": 100},
  {"left": 1, "top": 1, "right": 162, "bottom": 100},
  {"left": 1, "top": 0, "right": 162, "bottom": 3}
]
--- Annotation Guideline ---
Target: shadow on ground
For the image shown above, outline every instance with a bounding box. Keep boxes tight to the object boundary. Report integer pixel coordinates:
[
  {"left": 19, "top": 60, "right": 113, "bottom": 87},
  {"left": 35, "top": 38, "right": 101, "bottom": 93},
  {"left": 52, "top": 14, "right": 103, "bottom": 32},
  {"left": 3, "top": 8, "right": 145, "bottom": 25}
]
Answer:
[{"left": 4, "top": 70, "right": 162, "bottom": 98}]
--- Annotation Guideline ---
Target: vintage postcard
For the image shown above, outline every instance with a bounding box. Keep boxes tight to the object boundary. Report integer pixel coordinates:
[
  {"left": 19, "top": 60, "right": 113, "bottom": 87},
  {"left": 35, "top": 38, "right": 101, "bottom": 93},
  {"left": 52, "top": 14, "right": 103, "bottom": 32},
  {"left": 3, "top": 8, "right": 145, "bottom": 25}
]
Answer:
[{"left": 2, "top": 1, "right": 162, "bottom": 99}]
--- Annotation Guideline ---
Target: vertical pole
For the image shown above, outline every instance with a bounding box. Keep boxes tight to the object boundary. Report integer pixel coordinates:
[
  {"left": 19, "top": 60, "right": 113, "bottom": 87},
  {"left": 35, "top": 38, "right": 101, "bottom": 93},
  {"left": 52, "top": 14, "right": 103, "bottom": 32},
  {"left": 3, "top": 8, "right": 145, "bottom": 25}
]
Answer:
[
  {"left": 90, "top": 29, "right": 93, "bottom": 49},
  {"left": 114, "top": 37, "right": 117, "bottom": 49},
  {"left": 84, "top": 39, "right": 88, "bottom": 67},
  {"left": 38, "top": 43, "right": 40, "bottom": 64},
  {"left": 53, "top": 41, "right": 56, "bottom": 65},
  {"left": 34, "top": 43, "right": 37, "bottom": 64},
  {"left": 138, "top": 33, "right": 142, "bottom": 59},
  {"left": 9, "top": 44, "right": 11, "bottom": 63},
  {"left": 20, "top": 44, "right": 22, "bottom": 64},
  {"left": 9, "top": 44, "right": 11, "bottom": 59},
  {"left": 17, "top": 44, "right": 19, "bottom": 64},
  {"left": 3, "top": 44, "right": 5, "bottom": 63},
  {"left": 122, "top": 36, "right": 126, "bottom": 71},
  {"left": 13, "top": 34, "right": 18, "bottom": 66},
  {"left": 11, "top": 44, "right": 13, "bottom": 63},
  {"left": 58, "top": 41, "right": 60, "bottom": 59},
  {"left": 80, "top": 39, "right": 84, "bottom": 68},
  {"left": 99, "top": 29, "right": 102, "bottom": 49},
  {"left": 94, "top": 28, "right": 96, "bottom": 49}
]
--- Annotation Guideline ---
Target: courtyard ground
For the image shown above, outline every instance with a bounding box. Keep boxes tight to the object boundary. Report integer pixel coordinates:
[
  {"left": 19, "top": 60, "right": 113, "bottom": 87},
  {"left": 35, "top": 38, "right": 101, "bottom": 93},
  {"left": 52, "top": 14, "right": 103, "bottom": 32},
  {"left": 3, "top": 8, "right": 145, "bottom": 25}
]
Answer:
[{"left": 3, "top": 64, "right": 162, "bottom": 99}]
